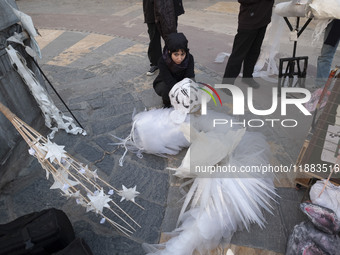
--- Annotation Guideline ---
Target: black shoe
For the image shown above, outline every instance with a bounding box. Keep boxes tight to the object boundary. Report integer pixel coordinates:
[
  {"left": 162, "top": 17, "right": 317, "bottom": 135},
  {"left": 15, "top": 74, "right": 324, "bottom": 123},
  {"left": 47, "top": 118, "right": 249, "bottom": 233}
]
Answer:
[
  {"left": 242, "top": 78, "right": 260, "bottom": 89},
  {"left": 221, "top": 77, "right": 235, "bottom": 85},
  {"left": 221, "top": 88, "right": 232, "bottom": 96},
  {"left": 147, "top": 66, "right": 158, "bottom": 76}
]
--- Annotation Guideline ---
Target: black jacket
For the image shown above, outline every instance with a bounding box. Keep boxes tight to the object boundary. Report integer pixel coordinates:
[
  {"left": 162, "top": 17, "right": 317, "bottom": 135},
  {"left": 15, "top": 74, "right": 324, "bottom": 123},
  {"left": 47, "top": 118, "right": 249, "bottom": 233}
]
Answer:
[
  {"left": 143, "top": 0, "right": 155, "bottom": 23},
  {"left": 238, "top": 0, "right": 274, "bottom": 29},
  {"left": 153, "top": 53, "right": 194, "bottom": 90},
  {"left": 143, "top": 0, "right": 184, "bottom": 38},
  {"left": 153, "top": 32, "right": 194, "bottom": 90}
]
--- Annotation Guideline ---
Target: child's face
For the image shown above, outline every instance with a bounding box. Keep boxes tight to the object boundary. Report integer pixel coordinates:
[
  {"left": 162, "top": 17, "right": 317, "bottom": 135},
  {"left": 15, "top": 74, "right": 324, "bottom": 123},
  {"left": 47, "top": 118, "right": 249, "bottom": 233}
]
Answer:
[{"left": 171, "top": 49, "right": 186, "bottom": 65}]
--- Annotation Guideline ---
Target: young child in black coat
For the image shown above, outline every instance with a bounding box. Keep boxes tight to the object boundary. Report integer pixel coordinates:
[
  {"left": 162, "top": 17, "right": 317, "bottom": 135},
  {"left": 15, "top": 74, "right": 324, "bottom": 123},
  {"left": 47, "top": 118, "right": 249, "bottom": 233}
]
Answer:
[{"left": 153, "top": 32, "right": 195, "bottom": 107}]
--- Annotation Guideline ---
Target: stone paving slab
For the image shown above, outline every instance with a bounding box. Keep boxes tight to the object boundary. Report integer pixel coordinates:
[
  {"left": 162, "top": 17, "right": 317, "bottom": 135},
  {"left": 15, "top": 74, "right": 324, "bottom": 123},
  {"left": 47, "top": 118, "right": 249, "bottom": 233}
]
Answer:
[{"left": 231, "top": 188, "right": 307, "bottom": 253}]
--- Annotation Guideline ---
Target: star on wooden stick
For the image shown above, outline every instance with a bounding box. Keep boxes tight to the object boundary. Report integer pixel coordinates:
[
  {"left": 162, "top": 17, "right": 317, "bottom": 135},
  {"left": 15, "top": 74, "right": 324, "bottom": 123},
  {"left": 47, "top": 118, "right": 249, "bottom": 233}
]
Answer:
[
  {"left": 0, "top": 102, "right": 141, "bottom": 236},
  {"left": 80, "top": 165, "right": 99, "bottom": 180},
  {"left": 119, "top": 185, "right": 140, "bottom": 203},
  {"left": 85, "top": 168, "right": 99, "bottom": 180},
  {"left": 87, "top": 188, "right": 112, "bottom": 214},
  {"left": 62, "top": 190, "right": 81, "bottom": 199},
  {"left": 41, "top": 139, "right": 67, "bottom": 163},
  {"left": 50, "top": 168, "right": 79, "bottom": 192}
]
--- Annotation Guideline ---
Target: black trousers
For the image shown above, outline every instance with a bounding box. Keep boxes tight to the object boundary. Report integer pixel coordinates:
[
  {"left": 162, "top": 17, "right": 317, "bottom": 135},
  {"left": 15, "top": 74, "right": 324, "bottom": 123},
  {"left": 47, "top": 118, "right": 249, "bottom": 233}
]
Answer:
[
  {"left": 147, "top": 23, "right": 162, "bottom": 67},
  {"left": 223, "top": 25, "right": 267, "bottom": 83},
  {"left": 154, "top": 81, "right": 171, "bottom": 106}
]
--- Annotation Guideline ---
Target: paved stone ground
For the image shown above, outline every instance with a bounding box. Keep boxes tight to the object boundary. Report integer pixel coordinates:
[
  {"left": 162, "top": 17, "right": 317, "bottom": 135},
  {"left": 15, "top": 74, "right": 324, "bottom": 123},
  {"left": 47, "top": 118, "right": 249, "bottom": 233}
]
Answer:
[
  {"left": 0, "top": 28, "right": 306, "bottom": 255},
  {"left": 1, "top": 0, "right": 339, "bottom": 254},
  {"left": 0, "top": 28, "right": 231, "bottom": 255}
]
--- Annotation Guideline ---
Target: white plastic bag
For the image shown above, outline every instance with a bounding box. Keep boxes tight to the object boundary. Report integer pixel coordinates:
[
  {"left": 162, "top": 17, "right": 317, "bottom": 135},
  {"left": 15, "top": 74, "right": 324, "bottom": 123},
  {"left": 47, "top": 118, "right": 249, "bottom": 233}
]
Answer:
[
  {"left": 304, "top": 88, "right": 330, "bottom": 112},
  {"left": 309, "top": 0, "right": 340, "bottom": 19},
  {"left": 214, "top": 52, "right": 230, "bottom": 63},
  {"left": 310, "top": 180, "right": 340, "bottom": 218},
  {"left": 274, "top": 1, "right": 308, "bottom": 17}
]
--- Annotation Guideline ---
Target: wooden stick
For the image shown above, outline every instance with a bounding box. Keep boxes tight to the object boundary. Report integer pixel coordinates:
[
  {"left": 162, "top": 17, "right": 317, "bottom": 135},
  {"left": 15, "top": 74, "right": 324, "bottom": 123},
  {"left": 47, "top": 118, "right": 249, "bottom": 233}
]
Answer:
[
  {"left": 318, "top": 155, "right": 340, "bottom": 197},
  {"left": 0, "top": 102, "right": 16, "bottom": 121},
  {"left": 0, "top": 102, "right": 141, "bottom": 236}
]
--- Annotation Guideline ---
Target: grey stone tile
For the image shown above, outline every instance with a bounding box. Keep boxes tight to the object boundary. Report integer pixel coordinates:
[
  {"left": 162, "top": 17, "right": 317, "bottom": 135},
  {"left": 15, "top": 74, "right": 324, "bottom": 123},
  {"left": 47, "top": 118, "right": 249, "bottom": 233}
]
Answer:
[
  {"left": 94, "top": 155, "right": 115, "bottom": 177},
  {"left": 103, "top": 85, "right": 135, "bottom": 98},
  {"left": 95, "top": 135, "right": 118, "bottom": 152},
  {"left": 109, "top": 161, "right": 169, "bottom": 205},
  {"left": 72, "top": 91, "right": 104, "bottom": 104},
  {"left": 230, "top": 188, "right": 307, "bottom": 253},
  {"left": 52, "top": 131, "right": 81, "bottom": 150},
  {"left": 130, "top": 153, "right": 167, "bottom": 171},
  {"left": 11, "top": 178, "right": 66, "bottom": 216},
  {"left": 113, "top": 100, "right": 145, "bottom": 115},
  {"left": 39, "top": 31, "right": 88, "bottom": 65},
  {"left": 90, "top": 104, "right": 117, "bottom": 120},
  {"left": 160, "top": 185, "right": 183, "bottom": 232},
  {"left": 0, "top": 198, "right": 10, "bottom": 224},
  {"left": 78, "top": 229, "right": 144, "bottom": 255},
  {"left": 90, "top": 113, "right": 133, "bottom": 136},
  {"left": 74, "top": 140, "right": 103, "bottom": 162},
  {"left": 106, "top": 93, "right": 135, "bottom": 106}
]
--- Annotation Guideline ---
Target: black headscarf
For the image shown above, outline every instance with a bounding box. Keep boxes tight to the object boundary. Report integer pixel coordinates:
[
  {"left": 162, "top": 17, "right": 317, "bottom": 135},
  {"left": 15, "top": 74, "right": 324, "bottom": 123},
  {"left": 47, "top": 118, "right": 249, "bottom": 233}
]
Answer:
[{"left": 162, "top": 32, "right": 189, "bottom": 73}]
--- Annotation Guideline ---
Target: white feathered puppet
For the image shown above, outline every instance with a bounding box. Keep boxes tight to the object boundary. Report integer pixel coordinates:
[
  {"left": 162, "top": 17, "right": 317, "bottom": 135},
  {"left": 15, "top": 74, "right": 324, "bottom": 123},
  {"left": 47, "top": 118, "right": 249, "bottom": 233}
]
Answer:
[{"left": 114, "top": 78, "right": 277, "bottom": 254}]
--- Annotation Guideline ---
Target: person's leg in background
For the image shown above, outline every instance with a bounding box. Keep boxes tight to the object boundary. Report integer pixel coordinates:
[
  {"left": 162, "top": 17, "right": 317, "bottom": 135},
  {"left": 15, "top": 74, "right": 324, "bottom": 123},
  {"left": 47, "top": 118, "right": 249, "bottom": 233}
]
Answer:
[
  {"left": 243, "top": 25, "right": 267, "bottom": 78},
  {"left": 222, "top": 29, "right": 257, "bottom": 85},
  {"left": 242, "top": 25, "right": 267, "bottom": 88},
  {"left": 147, "top": 23, "right": 162, "bottom": 75},
  {"left": 316, "top": 23, "right": 339, "bottom": 87}
]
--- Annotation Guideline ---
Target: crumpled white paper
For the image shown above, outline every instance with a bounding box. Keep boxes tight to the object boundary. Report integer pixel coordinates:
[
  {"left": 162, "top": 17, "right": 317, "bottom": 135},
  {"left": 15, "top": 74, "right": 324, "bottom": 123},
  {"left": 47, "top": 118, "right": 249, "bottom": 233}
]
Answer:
[
  {"left": 6, "top": 0, "right": 41, "bottom": 58},
  {"left": 308, "top": 0, "right": 340, "bottom": 20},
  {"left": 274, "top": 0, "right": 309, "bottom": 18},
  {"left": 7, "top": 31, "right": 37, "bottom": 58},
  {"left": 5, "top": 45, "right": 86, "bottom": 139},
  {"left": 214, "top": 52, "right": 230, "bottom": 63},
  {"left": 310, "top": 179, "right": 340, "bottom": 218}
]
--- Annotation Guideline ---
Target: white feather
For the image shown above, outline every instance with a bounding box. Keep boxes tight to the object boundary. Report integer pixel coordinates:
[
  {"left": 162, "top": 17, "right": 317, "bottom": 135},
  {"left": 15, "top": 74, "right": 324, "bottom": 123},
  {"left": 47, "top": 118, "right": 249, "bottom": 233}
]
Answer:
[
  {"left": 112, "top": 108, "right": 190, "bottom": 166},
  {"left": 117, "top": 108, "right": 278, "bottom": 254},
  {"left": 142, "top": 109, "right": 277, "bottom": 254}
]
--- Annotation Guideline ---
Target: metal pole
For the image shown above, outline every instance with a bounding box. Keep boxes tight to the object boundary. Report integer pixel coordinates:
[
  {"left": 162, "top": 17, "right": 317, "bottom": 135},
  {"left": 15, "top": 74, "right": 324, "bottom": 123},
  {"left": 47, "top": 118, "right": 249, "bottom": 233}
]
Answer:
[{"left": 30, "top": 56, "right": 85, "bottom": 130}]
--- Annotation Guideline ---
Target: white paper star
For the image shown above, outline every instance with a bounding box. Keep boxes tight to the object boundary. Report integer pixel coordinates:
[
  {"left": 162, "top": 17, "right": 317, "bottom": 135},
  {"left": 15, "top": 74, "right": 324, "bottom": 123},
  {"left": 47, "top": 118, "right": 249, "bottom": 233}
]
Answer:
[
  {"left": 79, "top": 165, "right": 86, "bottom": 174},
  {"left": 79, "top": 165, "right": 98, "bottom": 180},
  {"left": 87, "top": 188, "right": 112, "bottom": 214},
  {"left": 61, "top": 158, "right": 73, "bottom": 169},
  {"left": 28, "top": 147, "right": 35, "bottom": 156},
  {"left": 85, "top": 168, "right": 99, "bottom": 180},
  {"left": 50, "top": 168, "right": 79, "bottom": 192},
  {"left": 62, "top": 190, "right": 81, "bottom": 199},
  {"left": 76, "top": 197, "right": 86, "bottom": 206},
  {"left": 41, "top": 139, "right": 67, "bottom": 163},
  {"left": 118, "top": 185, "right": 140, "bottom": 203}
]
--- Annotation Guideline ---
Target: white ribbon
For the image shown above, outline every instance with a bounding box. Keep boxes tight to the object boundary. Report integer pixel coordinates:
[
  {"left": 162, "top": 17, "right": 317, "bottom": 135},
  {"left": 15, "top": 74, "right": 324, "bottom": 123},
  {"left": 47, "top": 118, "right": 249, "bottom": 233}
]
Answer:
[{"left": 5, "top": 45, "right": 86, "bottom": 138}]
